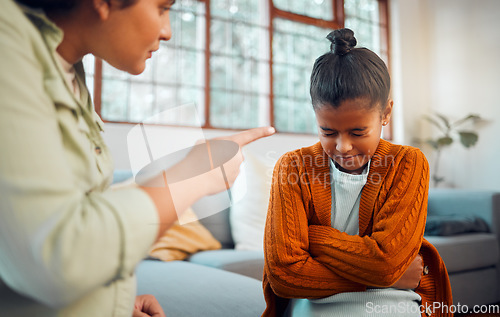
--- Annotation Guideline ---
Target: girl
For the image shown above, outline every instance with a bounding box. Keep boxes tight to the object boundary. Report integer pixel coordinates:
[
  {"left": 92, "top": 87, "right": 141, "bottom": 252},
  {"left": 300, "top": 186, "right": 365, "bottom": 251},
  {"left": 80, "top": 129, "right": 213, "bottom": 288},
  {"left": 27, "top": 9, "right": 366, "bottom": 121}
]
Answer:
[
  {"left": 262, "top": 29, "right": 452, "bottom": 317},
  {"left": 0, "top": 0, "right": 273, "bottom": 316}
]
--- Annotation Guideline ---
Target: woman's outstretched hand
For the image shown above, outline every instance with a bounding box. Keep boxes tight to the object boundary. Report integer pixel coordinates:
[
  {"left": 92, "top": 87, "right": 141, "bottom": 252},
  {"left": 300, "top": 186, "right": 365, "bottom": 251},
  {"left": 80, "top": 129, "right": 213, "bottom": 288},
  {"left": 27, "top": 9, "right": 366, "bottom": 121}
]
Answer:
[
  {"left": 391, "top": 254, "right": 424, "bottom": 290},
  {"left": 141, "top": 126, "right": 275, "bottom": 239},
  {"left": 202, "top": 126, "right": 276, "bottom": 195},
  {"left": 164, "top": 126, "right": 276, "bottom": 196},
  {"left": 133, "top": 294, "right": 166, "bottom": 317},
  {"left": 227, "top": 126, "right": 276, "bottom": 147}
]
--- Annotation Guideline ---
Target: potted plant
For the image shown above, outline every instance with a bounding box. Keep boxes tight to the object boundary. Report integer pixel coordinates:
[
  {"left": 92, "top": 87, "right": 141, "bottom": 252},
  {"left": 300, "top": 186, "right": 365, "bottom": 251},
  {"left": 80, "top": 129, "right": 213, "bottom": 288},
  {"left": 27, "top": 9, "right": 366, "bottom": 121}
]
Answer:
[{"left": 421, "top": 113, "right": 481, "bottom": 187}]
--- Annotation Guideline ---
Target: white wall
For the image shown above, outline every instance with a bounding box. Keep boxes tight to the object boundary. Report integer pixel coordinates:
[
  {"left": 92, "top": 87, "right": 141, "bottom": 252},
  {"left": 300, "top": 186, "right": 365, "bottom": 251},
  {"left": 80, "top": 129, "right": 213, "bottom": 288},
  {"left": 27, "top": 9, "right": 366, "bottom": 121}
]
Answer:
[{"left": 390, "top": 0, "right": 500, "bottom": 190}]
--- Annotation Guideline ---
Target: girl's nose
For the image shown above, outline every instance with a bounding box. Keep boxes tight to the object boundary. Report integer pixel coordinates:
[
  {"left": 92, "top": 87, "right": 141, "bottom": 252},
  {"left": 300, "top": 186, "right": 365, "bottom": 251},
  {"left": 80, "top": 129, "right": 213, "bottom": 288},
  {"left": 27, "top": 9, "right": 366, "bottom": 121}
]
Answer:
[{"left": 336, "top": 136, "right": 352, "bottom": 154}]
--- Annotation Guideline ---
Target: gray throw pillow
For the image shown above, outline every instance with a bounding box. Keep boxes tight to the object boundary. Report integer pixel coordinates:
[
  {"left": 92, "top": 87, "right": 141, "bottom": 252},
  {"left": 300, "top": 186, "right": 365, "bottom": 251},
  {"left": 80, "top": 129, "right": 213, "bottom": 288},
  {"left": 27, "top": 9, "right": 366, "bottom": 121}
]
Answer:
[{"left": 424, "top": 215, "right": 490, "bottom": 236}]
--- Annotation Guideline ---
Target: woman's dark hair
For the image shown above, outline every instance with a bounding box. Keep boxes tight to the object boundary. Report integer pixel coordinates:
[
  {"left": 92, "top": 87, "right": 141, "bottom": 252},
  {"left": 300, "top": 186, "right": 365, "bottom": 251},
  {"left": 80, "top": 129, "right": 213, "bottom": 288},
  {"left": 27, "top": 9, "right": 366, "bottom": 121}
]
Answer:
[
  {"left": 16, "top": 0, "right": 139, "bottom": 12},
  {"left": 16, "top": 0, "right": 79, "bottom": 11},
  {"left": 310, "top": 28, "right": 390, "bottom": 111}
]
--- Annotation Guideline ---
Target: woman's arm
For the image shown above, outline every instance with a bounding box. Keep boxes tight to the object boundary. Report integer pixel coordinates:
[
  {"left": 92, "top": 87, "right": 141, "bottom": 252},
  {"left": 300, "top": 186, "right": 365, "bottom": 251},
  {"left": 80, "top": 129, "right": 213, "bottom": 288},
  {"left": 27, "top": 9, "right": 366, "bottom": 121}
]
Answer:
[
  {"left": 0, "top": 11, "right": 162, "bottom": 307},
  {"left": 264, "top": 153, "right": 365, "bottom": 299},
  {"left": 142, "top": 127, "right": 275, "bottom": 241},
  {"left": 307, "top": 149, "right": 429, "bottom": 287},
  {"left": 0, "top": 4, "right": 274, "bottom": 308}
]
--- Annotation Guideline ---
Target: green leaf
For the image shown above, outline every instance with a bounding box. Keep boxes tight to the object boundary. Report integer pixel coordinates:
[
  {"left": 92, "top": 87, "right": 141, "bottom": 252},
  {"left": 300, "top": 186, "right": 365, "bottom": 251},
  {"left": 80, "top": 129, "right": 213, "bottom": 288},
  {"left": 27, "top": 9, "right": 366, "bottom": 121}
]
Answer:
[
  {"left": 452, "top": 114, "right": 481, "bottom": 128},
  {"left": 423, "top": 115, "right": 447, "bottom": 134},
  {"left": 437, "top": 136, "right": 453, "bottom": 147},
  {"left": 425, "top": 139, "right": 439, "bottom": 150},
  {"left": 458, "top": 131, "right": 479, "bottom": 148},
  {"left": 435, "top": 113, "right": 451, "bottom": 130}
]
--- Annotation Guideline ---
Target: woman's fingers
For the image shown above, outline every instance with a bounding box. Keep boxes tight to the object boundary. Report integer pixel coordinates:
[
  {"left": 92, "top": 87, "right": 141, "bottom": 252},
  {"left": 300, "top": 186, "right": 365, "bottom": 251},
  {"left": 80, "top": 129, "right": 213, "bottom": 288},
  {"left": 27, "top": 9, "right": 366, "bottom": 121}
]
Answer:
[
  {"left": 134, "top": 295, "right": 166, "bottom": 317},
  {"left": 226, "top": 127, "right": 275, "bottom": 147}
]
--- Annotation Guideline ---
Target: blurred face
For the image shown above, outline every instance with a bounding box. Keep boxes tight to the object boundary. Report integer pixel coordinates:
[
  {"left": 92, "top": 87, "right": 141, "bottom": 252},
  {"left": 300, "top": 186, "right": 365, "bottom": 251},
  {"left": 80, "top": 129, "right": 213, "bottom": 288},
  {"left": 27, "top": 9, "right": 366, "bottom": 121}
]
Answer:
[
  {"left": 315, "top": 98, "right": 392, "bottom": 174},
  {"left": 100, "top": 0, "right": 173, "bottom": 74}
]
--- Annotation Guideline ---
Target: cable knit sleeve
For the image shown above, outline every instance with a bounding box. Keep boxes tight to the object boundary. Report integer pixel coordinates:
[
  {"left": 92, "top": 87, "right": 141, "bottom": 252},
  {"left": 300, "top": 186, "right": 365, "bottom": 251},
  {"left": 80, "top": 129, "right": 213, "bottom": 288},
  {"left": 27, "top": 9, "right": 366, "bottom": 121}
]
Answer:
[
  {"left": 308, "top": 148, "right": 429, "bottom": 287},
  {"left": 263, "top": 152, "right": 365, "bottom": 299}
]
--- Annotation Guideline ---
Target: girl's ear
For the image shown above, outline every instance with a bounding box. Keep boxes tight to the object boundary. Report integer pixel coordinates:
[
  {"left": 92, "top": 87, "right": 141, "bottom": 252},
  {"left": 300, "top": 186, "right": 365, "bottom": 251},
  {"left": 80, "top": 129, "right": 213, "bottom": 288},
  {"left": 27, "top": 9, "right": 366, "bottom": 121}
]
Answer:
[
  {"left": 93, "top": 0, "right": 111, "bottom": 20},
  {"left": 382, "top": 100, "right": 393, "bottom": 125}
]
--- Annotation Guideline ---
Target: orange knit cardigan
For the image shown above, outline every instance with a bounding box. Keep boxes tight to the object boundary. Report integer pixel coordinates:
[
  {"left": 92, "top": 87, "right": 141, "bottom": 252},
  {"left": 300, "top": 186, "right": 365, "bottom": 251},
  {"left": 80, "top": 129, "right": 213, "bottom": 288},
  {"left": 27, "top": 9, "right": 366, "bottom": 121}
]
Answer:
[{"left": 262, "top": 140, "right": 453, "bottom": 317}]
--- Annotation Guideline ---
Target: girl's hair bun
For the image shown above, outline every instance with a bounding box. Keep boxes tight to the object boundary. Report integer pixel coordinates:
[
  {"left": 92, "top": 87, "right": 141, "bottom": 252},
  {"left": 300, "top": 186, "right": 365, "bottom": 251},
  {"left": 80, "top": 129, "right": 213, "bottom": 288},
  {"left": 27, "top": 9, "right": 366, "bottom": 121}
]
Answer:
[{"left": 327, "top": 28, "right": 357, "bottom": 56}]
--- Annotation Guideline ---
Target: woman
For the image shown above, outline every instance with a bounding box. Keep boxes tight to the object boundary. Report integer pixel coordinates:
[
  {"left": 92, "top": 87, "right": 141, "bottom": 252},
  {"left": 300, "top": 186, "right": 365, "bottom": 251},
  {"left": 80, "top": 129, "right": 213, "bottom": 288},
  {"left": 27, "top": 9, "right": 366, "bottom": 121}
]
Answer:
[{"left": 0, "top": 0, "right": 274, "bottom": 316}]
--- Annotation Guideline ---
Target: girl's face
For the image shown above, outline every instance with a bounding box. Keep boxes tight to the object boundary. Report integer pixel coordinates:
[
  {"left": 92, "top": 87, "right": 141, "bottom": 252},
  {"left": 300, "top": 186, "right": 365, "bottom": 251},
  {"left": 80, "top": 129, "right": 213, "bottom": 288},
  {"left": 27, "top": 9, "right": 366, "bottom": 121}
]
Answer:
[
  {"left": 98, "top": 0, "right": 174, "bottom": 75},
  {"left": 315, "top": 98, "right": 392, "bottom": 175}
]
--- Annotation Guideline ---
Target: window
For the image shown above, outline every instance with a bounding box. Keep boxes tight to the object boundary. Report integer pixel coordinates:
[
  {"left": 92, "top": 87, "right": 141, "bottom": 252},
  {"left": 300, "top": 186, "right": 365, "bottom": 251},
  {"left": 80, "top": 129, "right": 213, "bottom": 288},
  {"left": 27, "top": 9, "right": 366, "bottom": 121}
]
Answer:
[{"left": 85, "top": 0, "right": 390, "bottom": 135}]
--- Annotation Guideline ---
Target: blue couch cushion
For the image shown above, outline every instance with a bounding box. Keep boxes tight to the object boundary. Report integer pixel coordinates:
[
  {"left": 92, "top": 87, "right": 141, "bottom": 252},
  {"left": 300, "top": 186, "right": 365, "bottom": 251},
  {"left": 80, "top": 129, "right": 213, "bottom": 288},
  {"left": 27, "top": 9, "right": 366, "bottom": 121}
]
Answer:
[
  {"left": 426, "top": 233, "right": 499, "bottom": 273},
  {"left": 136, "top": 260, "right": 266, "bottom": 317},
  {"left": 188, "top": 250, "right": 264, "bottom": 281}
]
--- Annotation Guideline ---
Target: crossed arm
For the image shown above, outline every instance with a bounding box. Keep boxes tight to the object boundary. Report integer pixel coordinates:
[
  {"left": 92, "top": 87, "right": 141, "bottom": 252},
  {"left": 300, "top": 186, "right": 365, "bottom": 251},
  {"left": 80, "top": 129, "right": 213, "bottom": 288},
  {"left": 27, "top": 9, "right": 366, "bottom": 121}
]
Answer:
[{"left": 264, "top": 149, "right": 428, "bottom": 298}]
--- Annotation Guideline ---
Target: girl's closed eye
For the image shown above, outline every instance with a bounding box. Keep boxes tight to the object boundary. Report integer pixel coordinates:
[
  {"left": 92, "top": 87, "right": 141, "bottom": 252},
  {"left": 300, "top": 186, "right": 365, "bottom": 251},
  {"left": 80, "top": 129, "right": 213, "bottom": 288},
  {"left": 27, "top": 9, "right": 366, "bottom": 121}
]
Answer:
[
  {"left": 322, "top": 132, "right": 364, "bottom": 137},
  {"left": 322, "top": 131, "right": 338, "bottom": 137},
  {"left": 350, "top": 128, "right": 368, "bottom": 137},
  {"left": 160, "top": 0, "right": 175, "bottom": 14},
  {"left": 351, "top": 131, "right": 367, "bottom": 137},
  {"left": 160, "top": 6, "right": 170, "bottom": 14},
  {"left": 320, "top": 127, "right": 337, "bottom": 137}
]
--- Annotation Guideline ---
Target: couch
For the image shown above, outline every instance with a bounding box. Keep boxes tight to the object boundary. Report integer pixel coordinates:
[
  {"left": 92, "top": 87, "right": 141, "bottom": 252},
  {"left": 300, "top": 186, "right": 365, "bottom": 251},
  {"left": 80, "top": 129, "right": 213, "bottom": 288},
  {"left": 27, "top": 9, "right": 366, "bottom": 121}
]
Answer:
[
  {"left": 425, "top": 189, "right": 500, "bottom": 307},
  {"left": 116, "top": 137, "right": 500, "bottom": 316},
  {"left": 127, "top": 184, "right": 500, "bottom": 316}
]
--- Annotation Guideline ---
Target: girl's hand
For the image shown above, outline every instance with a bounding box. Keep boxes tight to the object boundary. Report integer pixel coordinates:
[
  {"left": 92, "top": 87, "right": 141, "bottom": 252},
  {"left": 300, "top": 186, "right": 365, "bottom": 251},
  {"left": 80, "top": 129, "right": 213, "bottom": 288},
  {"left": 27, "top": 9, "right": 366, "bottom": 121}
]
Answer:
[
  {"left": 391, "top": 254, "right": 424, "bottom": 290},
  {"left": 133, "top": 294, "right": 166, "bottom": 317}
]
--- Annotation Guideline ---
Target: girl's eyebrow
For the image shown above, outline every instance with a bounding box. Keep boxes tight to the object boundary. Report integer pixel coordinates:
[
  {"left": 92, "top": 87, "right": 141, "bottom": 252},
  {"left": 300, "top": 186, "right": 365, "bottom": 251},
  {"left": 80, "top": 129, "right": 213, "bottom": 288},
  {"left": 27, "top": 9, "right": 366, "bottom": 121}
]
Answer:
[{"left": 320, "top": 126, "right": 367, "bottom": 131}]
